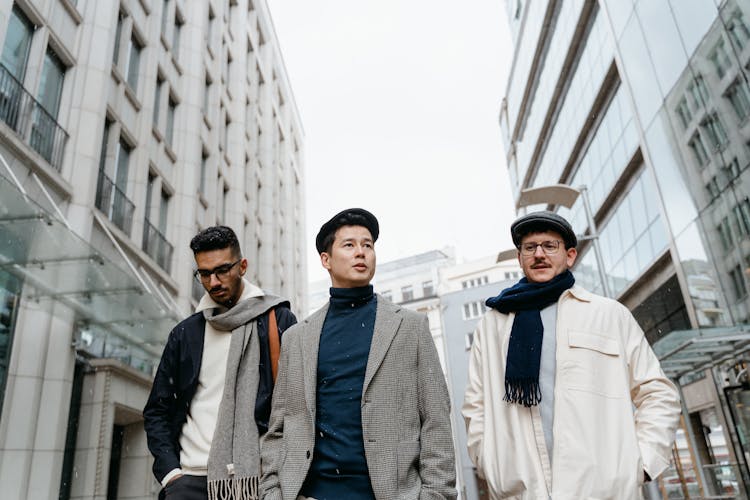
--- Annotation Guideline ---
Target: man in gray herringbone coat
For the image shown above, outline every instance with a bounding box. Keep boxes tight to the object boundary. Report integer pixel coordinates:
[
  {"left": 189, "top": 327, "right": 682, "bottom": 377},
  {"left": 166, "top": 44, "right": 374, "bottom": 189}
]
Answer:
[{"left": 260, "top": 208, "right": 456, "bottom": 500}]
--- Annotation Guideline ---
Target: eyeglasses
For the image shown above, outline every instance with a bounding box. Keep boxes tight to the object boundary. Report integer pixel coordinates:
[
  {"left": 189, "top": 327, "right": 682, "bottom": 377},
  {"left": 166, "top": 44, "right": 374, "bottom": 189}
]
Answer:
[
  {"left": 193, "top": 259, "right": 242, "bottom": 281},
  {"left": 519, "top": 240, "right": 564, "bottom": 256}
]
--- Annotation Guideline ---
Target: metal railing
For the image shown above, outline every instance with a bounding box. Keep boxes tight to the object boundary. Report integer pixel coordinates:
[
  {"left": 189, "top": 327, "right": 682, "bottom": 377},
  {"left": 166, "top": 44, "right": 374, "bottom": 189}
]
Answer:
[
  {"left": 142, "top": 218, "right": 173, "bottom": 273},
  {"left": 95, "top": 171, "right": 134, "bottom": 235},
  {"left": 0, "top": 63, "right": 68, "bottom": 171}
]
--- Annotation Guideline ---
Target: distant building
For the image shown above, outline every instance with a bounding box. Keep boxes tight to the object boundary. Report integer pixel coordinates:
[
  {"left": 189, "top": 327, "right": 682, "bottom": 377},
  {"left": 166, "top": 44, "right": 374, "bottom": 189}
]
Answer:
[
  {"left": 0, "top": 0, "right": 304, "bottom": 497},
  {"left": 500, "top": 0, "right": 750, "bottom": 497},
  {"left": 439, "top": 256, "right": 519, "bottom": 500}
]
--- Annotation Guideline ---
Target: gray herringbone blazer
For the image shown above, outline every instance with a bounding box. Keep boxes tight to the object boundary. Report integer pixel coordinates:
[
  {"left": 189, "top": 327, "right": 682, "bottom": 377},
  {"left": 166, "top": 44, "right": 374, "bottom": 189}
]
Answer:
[{"left": 260, "top": 295, "right": 456, "bottom": 500}]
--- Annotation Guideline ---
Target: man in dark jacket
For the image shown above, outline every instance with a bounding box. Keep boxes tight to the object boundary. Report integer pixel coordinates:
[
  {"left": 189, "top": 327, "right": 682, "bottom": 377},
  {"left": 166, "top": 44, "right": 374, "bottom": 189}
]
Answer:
[{"left": 144, "top": 226, "right": 296, "bottom": 500}]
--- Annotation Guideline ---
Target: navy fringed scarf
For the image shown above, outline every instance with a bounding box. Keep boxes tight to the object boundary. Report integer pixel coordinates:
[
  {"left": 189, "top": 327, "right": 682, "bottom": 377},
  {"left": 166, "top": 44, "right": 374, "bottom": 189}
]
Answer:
[{"left": 485, "top": 270, "right": 575, "bottom": 407}]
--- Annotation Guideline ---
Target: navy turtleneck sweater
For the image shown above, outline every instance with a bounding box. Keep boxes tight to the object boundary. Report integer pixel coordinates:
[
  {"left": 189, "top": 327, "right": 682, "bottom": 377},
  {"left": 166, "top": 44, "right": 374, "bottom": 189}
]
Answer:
[{"left": 300, "top": 285, "right": 377, "bottom": 500}]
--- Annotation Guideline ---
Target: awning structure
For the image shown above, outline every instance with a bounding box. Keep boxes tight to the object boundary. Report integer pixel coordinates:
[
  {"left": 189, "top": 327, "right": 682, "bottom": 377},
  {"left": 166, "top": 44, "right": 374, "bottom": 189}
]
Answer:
[
  {"left": 653, "top": 324, "right": 750, "bottom": 381},
  {"left": 0, "top": 170, "right": 182, "bottom": 373}
]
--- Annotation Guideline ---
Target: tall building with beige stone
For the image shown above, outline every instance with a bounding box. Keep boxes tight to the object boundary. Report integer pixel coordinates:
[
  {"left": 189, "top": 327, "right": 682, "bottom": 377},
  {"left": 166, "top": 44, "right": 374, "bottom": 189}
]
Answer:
[{"left": 0, "top": 0, "right": 305, "bottom": 497}]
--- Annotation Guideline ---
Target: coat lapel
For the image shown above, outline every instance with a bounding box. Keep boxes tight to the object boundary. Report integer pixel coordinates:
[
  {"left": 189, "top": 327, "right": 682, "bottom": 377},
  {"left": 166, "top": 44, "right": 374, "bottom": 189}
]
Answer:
[
  {"left": 363, "top": 297, "right": 402, "bottom": 394},
  {"left": 302, "top": 304, "right": 328, "bottom": 414}
]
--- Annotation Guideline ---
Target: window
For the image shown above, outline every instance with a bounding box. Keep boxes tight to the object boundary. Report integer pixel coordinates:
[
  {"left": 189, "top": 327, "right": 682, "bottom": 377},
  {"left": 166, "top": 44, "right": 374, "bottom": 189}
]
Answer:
[
  {"left": 114, "top": 139, "right": 131, "bottom": 193},
  {"left": 223, "top": 113, "right": 230, "bottom": 153},
  {"left": 159, "top": 189, "right": 170, "bottom": 234},
  {"left": 734, "top": 200, "right": 750, "bottom": 237},
  {"left": 727, "top": 9, "right": 750, "bottom": 50},
  {"left": 153, "top": 75, "right": 163, "bottom": 127},
  {"left": 203, "top": 73, "right": 211, "bottom": 119},
  {"left": 688, "top": 134, "right": 708, "bottom": 167},
  {"left": 206, "top": 7, "right": 215, "bottom": 50},
  {"left": 705, "top": 176, "right": 720, "bottom": 198},
  {"left": 31, "top": 49, "right": 66, "bottom": 162},
  {"left": 222, "top": 48, "right": 231, "bottom": 83},
  {"left": 126, "top": 36, "right": 142, "bottom": 92},
  {"left": 709, "top": 39, "right": 732, "bottom": 79},
  {"left": 462, "top": 301, "right": 485, "bottom": 320},
  {"left": 0, "top": 273, "right": 21, "bottom": 425},
  {"left": 1, "top": 5, "right": 34, "bottom": 82},
  {"left": 675, "top": 97, "right": 692, "bottom": 129},
  {"left": 422, "top": 280, "right": 434, "bottom": 297},
  {"left": 166, "top": 95, "right": 176, "bottom": 147},
  {"left": 145, "top": 172, "right": 156, "bottom": 220},
  {"left": 37, "top": 48, "right": 65, "bottom": 116},
  {"left": 718, "top": 217, "right": 734, "bottom": 252},
  {"left": 700, "top": 113, "right": 729, "bottom": 151},
  {"left": 173, "top": 12, "right": 183, "bottom": 61},
  {"left": 729, "top": 265, "right": 748, "bottom": 300},
  {"left": 381, "top": 290, "right": 392, "bottom": 301},
  {"left": 113, "top": 11, "right": 124, "bottom": 65},
  {"left": 222, "top": 182, "right": 229, "bottom": 222},
  {"left": 725, "top": 157, "right": 742, "bottom": 181},
  {"left": 687, "top": 74, "right": 709, "bottom": 109},
  {"left": 465, "top": 331, "right": 474, "bottom": 351},
  {"left": 199, "top": 148, "right": 208, "bottom": 195},
  {"left": 96, "top": 136, "right": 134, "bottom": 235},
  {"left": 401, "top": 285, "right": 413, "bottom": 302},
  {"left": 160, "top": 0, "right": 170, "bottom": 37},
  {"left": 726, "top": 78, "right": 750, "bottom": 122},
  {"left": 98, "top": 119, "right": 112, "bottom": 172}
]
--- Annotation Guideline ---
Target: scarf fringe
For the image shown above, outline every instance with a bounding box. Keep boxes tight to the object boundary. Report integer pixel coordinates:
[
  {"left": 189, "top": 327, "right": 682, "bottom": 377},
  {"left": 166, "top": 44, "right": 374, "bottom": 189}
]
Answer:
[
  {"left": 208, "top": 476, "right": 259, "bottom": 500},
  {"left": 504, "top": 378, "right": 542, "bottom": 408}
]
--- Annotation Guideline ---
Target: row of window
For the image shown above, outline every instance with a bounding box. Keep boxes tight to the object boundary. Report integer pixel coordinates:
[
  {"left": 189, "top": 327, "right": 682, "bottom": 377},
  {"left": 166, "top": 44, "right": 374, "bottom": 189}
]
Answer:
[
  {"left": 462, "top": 301, "right": 486, "bottom": 320},
  {"left": 716, "top": 197, "right": 750, "bottom": 254},
  {"left": 461, "top": 276, "right": 489, "bottom": 289},
  {"left": 380, "top": 281, "right": 435, "bottom": 303}
]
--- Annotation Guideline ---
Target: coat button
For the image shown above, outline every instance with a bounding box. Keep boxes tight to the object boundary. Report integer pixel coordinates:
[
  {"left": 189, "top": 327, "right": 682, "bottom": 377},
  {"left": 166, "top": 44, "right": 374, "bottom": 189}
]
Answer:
[{"left": 306, "top": 450, "right": 310, "bottom": 459}]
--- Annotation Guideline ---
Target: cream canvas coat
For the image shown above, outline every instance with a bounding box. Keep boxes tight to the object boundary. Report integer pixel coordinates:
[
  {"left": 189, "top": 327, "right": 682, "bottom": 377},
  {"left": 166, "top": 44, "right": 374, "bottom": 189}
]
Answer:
[{"left": 462, "top": 285, "right": 680, "bottom": 500}]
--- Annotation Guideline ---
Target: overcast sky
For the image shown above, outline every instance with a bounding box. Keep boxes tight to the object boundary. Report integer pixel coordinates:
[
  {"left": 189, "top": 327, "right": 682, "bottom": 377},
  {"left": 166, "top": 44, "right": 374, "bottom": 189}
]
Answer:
[{"left": 265, "top": 0, "right": 517, "bottom": 282}]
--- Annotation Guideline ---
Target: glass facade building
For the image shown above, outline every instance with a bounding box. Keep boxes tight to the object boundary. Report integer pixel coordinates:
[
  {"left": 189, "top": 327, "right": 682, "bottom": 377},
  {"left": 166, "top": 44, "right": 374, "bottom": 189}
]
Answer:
[{"left": 501, "top": 0, "right": 750, "bottom": 497}]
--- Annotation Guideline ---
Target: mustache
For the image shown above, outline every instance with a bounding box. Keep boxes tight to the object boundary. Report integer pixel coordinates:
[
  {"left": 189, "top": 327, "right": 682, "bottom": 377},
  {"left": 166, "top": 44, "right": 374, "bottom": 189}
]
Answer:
[{"left": 210, "top": 286, "right": 225, "bottom": 293}]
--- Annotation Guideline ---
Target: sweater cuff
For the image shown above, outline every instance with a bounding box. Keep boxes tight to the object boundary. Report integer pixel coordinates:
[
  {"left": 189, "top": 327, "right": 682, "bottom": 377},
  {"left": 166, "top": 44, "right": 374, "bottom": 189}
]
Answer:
[{"left": 161, "top": 468, "right": 183, "bottom": 487}]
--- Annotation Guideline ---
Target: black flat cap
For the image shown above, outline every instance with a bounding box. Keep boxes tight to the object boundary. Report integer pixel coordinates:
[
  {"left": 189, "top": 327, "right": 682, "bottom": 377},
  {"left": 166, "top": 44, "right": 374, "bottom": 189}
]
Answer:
[
  {"left": 315, "top": 208, "right": 379, "bottom": 254},
  {"left": 511, "top": 210, "right": 577, "bottom": 249}
]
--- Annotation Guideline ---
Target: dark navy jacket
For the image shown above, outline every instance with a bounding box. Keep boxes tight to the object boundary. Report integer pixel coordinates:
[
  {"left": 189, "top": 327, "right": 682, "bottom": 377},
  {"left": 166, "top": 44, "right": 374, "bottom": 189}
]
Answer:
[{"left": 143, "top": 304, "right": 296, "bottom": 485}]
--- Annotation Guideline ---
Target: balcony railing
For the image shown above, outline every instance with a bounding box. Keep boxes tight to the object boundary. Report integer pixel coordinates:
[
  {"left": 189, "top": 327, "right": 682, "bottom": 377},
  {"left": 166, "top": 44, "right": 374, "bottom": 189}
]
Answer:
[
  {"left": 0, "top": 63, "right": 68, "bottom": 171},
  {"left": 142, "top": 218, "right": 174, "bottom": 273},
  {"left": 95, "top": 171, "right": 134, "bottom": 235}
]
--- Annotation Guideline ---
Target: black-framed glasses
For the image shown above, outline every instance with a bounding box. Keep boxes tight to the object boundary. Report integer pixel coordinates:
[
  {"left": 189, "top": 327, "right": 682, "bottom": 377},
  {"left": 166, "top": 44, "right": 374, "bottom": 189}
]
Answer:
[
  {"left": 519, "top": 240, "right": 563, "bottom": 256},
  {"left": 193, "top": 259, "right": 242, "bottom": 282}
]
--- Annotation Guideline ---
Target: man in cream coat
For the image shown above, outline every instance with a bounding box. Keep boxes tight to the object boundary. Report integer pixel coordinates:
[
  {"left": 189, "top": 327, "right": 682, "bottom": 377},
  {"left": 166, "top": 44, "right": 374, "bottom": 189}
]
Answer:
[
  {"left": 462, "top": 211, "right": 680, "bottom": 499},
  {"left": 260, "top": 208, "right": 456, "bottom": 500}
]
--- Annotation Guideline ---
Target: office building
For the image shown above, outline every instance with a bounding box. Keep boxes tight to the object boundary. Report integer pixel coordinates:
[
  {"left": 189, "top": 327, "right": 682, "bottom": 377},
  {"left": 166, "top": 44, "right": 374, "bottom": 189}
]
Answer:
[
  {"left": 0, "top": 0, "right": 305, "bottom": 497},
  {"left": 500, "top": 0, "right": 749, "bottom": 497}
]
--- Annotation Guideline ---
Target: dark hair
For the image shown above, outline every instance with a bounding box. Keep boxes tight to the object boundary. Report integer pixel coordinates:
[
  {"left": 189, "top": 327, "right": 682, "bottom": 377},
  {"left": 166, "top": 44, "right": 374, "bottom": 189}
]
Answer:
[
  {"left": 190, "top": 226, "right": 241, "bottom": 256},
  {"left": 320, "top": 212, "right": 373, "bottom": 254}
]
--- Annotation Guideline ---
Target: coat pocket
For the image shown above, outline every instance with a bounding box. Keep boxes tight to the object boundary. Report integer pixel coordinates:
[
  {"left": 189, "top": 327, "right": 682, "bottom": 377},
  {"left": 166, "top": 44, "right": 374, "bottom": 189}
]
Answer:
[
  {"left": 562, "top": 330, "right": 624, "bottom": 398},
  {"left": 396, "top": 441, "right": 421, "bottom": 492}
]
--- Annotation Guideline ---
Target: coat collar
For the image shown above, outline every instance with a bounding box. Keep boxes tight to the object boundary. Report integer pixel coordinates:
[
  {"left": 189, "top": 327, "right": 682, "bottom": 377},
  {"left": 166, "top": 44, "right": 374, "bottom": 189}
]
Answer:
[
  {"left": 363, "top": 296, "right": 402, "bottom": 395},
  {"left": 301, "top": 303, "right": 329, "bottom": 414},
  {"left": 564, "top": 284, "right": 593, "bottom": 303}
]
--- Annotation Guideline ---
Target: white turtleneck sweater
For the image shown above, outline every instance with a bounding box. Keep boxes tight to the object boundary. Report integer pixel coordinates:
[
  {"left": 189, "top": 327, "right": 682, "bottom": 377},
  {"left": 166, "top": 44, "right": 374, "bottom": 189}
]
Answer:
[{"left": 161, "top": 278, "right": 264, "bottom": 485}]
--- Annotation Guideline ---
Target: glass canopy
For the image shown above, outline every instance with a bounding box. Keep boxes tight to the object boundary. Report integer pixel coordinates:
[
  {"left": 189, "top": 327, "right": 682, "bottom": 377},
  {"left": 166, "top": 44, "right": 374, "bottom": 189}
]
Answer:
[
  {"left": 0, "top": 172, "right": 181, "bottom": 373},
  {"left": 653, "top": 325, "right": 750, "bottom": 382}
]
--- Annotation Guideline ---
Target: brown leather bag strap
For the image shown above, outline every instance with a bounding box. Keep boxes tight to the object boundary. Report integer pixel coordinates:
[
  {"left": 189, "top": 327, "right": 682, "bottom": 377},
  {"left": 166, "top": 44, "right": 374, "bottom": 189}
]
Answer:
[{"left": 268, "top": 308, "right": 280, "bottom": 383}]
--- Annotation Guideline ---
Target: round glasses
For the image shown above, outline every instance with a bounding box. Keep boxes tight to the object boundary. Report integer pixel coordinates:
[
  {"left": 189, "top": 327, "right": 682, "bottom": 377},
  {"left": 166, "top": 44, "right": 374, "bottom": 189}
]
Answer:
[
  {"left": 193, "top": 259, "right": 241, "bottom": 282},
  {"left": 518, "top": 240, "right": 563, "bottom": 256}
]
